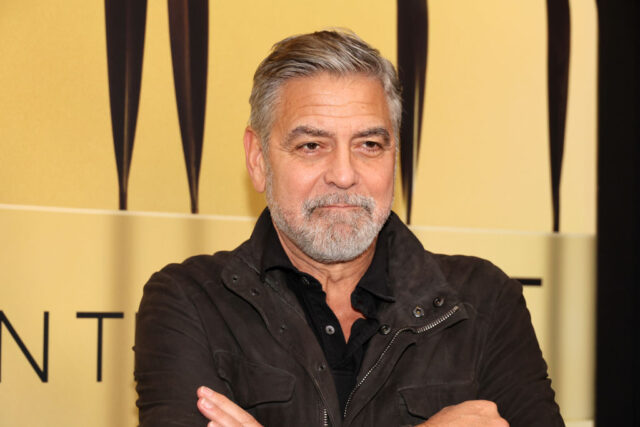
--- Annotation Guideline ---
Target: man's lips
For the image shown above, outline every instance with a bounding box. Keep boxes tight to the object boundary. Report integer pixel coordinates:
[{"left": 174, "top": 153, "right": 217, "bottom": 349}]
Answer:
[
  {"left": 319, "top": 204, "right": 359, "bottom": 208},
  {"left": 313, "top": 204, "right": 366, "bottom": 212},
  {"left": 303, "top": 193, "right": 375, "bottom": 216}
]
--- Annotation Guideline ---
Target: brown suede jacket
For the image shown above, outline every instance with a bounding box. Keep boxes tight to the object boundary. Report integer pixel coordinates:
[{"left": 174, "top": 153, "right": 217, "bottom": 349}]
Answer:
[{"left": 135, "top": 210, "right": 564, "bottom": 426}]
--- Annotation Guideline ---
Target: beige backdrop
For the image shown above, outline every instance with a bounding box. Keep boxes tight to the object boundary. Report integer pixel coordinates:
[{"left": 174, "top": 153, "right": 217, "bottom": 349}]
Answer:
[{"left": 0, "top": 1, "right": 596, "bottom": 426}]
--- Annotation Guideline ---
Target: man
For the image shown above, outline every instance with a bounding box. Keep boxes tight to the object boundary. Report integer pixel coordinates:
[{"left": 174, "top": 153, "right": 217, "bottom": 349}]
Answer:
[{"left": 135, "top": 30, "right": 563, "bottom": 426}]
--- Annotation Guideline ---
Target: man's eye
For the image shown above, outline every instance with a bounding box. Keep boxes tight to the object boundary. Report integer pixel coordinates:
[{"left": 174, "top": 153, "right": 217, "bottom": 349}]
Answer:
[
  {"left": 362, "top": 140, "right": 382, "bottom": 150},
  {"left": 299, "top": 142, "right": 320, "bottom": 151}
]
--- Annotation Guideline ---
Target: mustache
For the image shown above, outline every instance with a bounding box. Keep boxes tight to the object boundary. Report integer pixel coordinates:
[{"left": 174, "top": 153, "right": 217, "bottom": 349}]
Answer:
[{"left": 303, "top": 193, "right": 375, "bottom": 216}]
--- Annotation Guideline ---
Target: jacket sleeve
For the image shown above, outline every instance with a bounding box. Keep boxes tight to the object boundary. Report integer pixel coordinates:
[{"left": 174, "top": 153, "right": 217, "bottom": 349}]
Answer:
[
  {"left": 134, "top": 265, "right": 228, "bottom": 427},
  {"left": 477, "top": 273, "right": 564, "bottom": 426}
]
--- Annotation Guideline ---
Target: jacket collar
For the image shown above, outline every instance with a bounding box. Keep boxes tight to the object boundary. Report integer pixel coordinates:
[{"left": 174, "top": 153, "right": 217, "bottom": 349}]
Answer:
[{"left": 377, "top": 211, "right": 464, "bottom": 327}]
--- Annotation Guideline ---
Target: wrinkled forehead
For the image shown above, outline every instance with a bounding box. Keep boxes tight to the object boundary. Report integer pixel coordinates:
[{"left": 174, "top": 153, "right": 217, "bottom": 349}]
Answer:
[{"left": 270, "top": 72, "right": 393, "bottom": 136}]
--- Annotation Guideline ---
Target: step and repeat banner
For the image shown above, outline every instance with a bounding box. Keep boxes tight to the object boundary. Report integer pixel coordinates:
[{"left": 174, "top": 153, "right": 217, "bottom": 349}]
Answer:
[{"left": 1, "top": 1, "right": 596, "bottom": 426}]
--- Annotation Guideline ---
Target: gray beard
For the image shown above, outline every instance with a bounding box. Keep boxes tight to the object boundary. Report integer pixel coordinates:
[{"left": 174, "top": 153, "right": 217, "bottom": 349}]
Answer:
[{"left": 267, "top": 183, "right": 390, "bottom": 264}]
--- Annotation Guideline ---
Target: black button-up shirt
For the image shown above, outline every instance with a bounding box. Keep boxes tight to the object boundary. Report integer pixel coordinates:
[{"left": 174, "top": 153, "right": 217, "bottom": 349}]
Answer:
[{"left": 260, "top": 218, "right": 394, "bottom": 414}]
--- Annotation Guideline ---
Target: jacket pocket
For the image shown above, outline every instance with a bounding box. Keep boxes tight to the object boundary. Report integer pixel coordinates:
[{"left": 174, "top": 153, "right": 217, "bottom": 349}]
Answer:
[
  {"left": 398, "top": 381, "right": 478, "bottom": 421},
  {"left": 214, "top": 350, "right": 295, "bottom": 408}
]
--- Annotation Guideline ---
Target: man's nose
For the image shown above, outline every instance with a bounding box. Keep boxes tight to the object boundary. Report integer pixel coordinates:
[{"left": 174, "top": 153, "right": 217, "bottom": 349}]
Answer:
[{"left": 324, "top": 146, "right": 358, "bottom": 189}]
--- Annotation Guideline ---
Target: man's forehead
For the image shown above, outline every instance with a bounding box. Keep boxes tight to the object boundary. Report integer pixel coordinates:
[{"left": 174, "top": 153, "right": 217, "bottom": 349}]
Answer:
[{"left": 272, "top": 73, "right": 392, "bottom": 127}]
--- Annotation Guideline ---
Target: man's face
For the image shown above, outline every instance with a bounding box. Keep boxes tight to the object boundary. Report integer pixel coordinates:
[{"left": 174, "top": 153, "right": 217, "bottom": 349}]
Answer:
[{"left": 251, "top": 72, "right": 396, "bottom": 263}]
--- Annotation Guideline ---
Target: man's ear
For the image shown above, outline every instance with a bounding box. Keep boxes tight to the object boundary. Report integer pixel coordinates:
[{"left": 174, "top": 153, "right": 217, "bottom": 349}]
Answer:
[{"left": 244, "top": 127, "right": 267, "bottom": 193}]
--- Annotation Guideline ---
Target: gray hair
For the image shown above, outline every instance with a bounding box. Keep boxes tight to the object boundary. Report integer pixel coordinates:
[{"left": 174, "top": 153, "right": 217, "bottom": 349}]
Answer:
[{"left": 249, "top": 30, "right": 402, "bottom": 153}]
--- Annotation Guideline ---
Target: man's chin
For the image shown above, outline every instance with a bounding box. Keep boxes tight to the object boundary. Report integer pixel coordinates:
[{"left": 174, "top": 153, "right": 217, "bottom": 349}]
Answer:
[
  {"left": 308, "top": 206, "right": 369, "bottom": 223},
  {"left": 305, "top": 234, "right": 375, "bottom": 264},
  {"left": 270, "top": 202, "right": 389, "bottom": 264}
]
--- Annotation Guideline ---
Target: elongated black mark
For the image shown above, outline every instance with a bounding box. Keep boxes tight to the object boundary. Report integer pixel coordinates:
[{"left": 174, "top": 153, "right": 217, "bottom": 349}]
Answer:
[
  {"left": 547, "top": 0, "right": 571, "bottom": 232},
  {"left": 514, "top": 277, "right": 543, "bottom": 286},
  {"left": 105, "top": 0, "right": 148, "bottom": 210},
  {"left": 397, "top": 0, "right": 428, "bottom": 225},
  {"left": 168, "top": 0, "right": 209, "bottom": 214}
]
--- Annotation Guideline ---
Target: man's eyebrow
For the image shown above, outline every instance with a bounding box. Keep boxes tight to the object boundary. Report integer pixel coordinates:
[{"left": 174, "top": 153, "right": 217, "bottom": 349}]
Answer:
[
  {"left": 283, "top": 126, "right": 335, "bottom": 147},
  {"left": 353, "top": 127, "right": 391, "bottom": 145}
]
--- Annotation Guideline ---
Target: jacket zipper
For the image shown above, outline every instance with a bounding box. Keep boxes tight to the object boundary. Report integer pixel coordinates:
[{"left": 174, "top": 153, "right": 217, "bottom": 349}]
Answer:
[
  {"left": 342, "top": 305, "right": 460, "bottom": 419},
  {"left": 322, "top": 408, "right": 329, "bottom": 427}
]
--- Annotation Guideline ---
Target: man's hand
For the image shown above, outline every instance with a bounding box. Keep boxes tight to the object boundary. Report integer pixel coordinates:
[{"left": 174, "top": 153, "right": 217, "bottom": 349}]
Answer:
[
  {"left": 195, "top": 389, "right": 505, "bottom": 427},
  {"left": 417, "top": 400, "right": 509, "bottom": 427},
  {"left": 197, "top": 386, "right": 263, "bottom": 427}
]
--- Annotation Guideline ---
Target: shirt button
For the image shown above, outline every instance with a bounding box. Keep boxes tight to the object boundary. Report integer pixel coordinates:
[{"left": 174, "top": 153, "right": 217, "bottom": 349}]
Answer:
[{"left": 324, "top": 325, "right": 335, "bottom": 335}]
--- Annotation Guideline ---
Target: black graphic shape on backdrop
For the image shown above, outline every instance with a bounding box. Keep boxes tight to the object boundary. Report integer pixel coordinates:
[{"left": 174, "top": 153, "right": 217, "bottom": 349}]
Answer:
[
  {"left": 397, "top": 0, "right": 428, "bottom": 225},
  {"left": 168, "top": 0, "right": 208, "bottom": 214},
  {"left": 105, "top": 0, "right": 148, "bottom": 210},
  {"left": 547, "top": 0, "right": 570, "bottom": 232},
  {"left": 0, "top": 311, "right": 49, "bottom": 382},
  {"left": 77, "top": 312, "right": 124, "bottom": 382},
  {"left": 515, "top": 277, "right": 543, "bottom": 286}
]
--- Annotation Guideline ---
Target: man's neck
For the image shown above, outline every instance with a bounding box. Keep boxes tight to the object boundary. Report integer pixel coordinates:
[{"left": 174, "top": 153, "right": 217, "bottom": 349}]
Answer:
[
  {"left": 272, "top": 221, "right": 377, "bottom": 340},
  {"left": 273, "top": 223, "right": 376, "bottom": 295}
]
